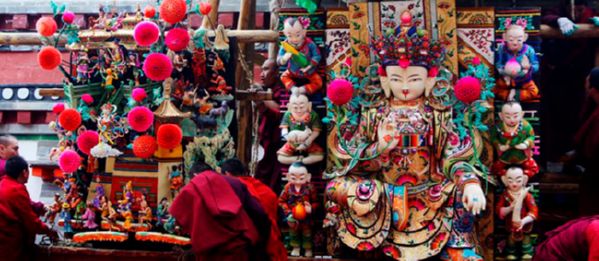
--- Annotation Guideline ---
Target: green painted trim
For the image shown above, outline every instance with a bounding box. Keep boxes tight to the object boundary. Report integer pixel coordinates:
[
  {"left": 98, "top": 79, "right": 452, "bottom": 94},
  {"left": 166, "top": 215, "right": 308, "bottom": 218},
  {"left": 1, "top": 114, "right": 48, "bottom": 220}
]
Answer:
[{"left": 13, "top": 135, "right": 59, "bottom": 141}]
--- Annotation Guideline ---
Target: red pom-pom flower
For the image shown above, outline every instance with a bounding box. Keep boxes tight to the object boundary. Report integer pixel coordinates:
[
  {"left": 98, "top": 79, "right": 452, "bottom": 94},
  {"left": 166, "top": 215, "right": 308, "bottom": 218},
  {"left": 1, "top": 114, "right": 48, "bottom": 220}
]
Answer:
[
  {"left": 38, "top": 46, "right": 62, "bottom": 70},
  {"left": 36, "top": 17, "right": 57, "bottom": 37},
  {"left": 144, "top": 5, "right": 156, "bottom": 18},
  {"left": 143, "top": 53, "right": 173, "bottom": 81},
  {"left": 165, "top": 28, "right": 190, "bottom": 52},
  {"left": 77, "top": 130, "right": 99, "bottom": 155},
  {"left": 157, "top": 124, "right": 183, "bottom": 149},
  {"left": 199, "top": 2, "right": 212, "bottom": 15},
  {"left": 160, "top": 0, "right": 187, "bottom": 24},
  {"left": 327, "top": 79, "right": 354, "bottom": 105},
  {"left": 133, "top": 135, "right": 157, "bottom": 158},
  {"left": 454, "top": 76, "right": 482, "bottom": 104},
  {"left": 128, "top": 106, "right": 154, "bottom": 132},
  {"left": 134, "top": 21, "right": 160, "bottom": 47},
  {"left": 59, "top": 149, "right": 81, "bottom": 173},
  {"left": 58, "top": 108, "right": 82, "bottom": 131},
  {"left": 132, "top": 88, "right": 147, "bottom": 102}
]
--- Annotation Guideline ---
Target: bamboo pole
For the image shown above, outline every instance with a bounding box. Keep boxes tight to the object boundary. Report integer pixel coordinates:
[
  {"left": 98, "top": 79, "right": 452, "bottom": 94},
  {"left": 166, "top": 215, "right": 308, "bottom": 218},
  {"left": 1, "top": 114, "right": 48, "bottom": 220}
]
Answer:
[{"left": 0, "top": 30, "right": 278, "bottom": 46}]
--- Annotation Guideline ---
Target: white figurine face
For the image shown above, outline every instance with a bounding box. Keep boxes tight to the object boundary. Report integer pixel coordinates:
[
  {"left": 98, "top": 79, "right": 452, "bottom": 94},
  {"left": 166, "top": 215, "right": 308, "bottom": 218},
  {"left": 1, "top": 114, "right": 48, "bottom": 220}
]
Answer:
[
  {"left": 504, "top": 26, "right": 527, "bottom": 52},
  {"left": 284, "top": 22, "right": 306, "bottom": 47},
  {"left": 503, "top": 168, "right": 526, "bottom": 191},
  {"left": 289, "top": 94, "right": 310, "bottom": 117},
  {"left": 381, "top": 66, "right": 434, "bottom": 101},
  {"left": 499, "top": 103, "right": 524, "bottom": 127},
  {"left": 288, "top": 165, "right": 310, "bottom": 185}
]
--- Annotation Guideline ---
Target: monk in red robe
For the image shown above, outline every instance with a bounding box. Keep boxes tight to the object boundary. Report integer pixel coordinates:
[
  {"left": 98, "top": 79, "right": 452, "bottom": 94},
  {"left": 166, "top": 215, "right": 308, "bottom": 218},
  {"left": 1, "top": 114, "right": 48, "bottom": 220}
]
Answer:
[
  {"left": 533, "top": 216, "right": 599, "bottom": 261},
  {"left": 0, "top": 156, "right": 57, "bottom": 261},
  {"left": 221, "top": 158, "right": 288, "bottom": 261},
  {"left": 170, "top": 163, "right": 270, "bottom": 261}
]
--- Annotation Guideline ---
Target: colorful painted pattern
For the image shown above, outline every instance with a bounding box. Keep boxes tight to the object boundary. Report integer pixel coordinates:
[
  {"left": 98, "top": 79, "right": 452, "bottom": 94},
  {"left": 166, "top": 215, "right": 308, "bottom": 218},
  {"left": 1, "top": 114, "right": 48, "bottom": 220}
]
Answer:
[
  {"left": 436, "top": 0, "right": 458, "bottom": 75},
  {"left": 325, "top": 8, "right": 351, "bottom": 80},
  {"left": 457, "top": 8, "right": 495, "bottom": 70},
  {"left": 380, "top": 1, "right": 425, "bottom": 32}
]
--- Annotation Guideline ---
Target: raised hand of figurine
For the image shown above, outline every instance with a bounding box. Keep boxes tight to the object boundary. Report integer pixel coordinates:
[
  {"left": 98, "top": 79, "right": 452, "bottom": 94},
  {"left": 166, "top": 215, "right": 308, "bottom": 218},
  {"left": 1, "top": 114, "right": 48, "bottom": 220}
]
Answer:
[
  {"left": 500, "top": 204, "right": 514, "bottom": 219},
  {"left": 377, "top": 116, "right": 399, "bottom": 153},
  {"left": 516, "top": 215, "right": 535, "bottom": 231},
  {"left": 300, "top": 65, "right": 313, "bottom": 74},
  {"left": 557, "top": 17, "right": 579, "bottom": 37},
  {"left": 499, "top": 144, "right": 510, "bottom": 152},
  {"left": 515, "top": 142, "right": 529, "bottom": 150},
  {"left": 304, "top": 201, "right": 312, "bottom": 214},
  {"left": 282, "top": 52, "right": 293, "bottom": 64},
  {"left": 463, "top": 183, "right": 486, "bottom": 215}
]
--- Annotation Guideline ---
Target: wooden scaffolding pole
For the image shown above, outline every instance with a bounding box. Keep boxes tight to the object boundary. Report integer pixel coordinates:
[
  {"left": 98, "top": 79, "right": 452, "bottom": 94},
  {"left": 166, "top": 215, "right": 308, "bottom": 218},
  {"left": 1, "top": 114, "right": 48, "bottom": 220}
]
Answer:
[
  {"left": 235, "top": 0, "right": 257, "bottom": 165},
  {"left": 0, "top": 30, "right": 278, "bottom": 46}
]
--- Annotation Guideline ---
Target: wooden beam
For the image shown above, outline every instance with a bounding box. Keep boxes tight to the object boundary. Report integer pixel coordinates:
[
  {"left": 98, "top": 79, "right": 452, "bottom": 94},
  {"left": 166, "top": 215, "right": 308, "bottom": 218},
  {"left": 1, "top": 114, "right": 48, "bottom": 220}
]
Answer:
[
  {"left": 540, "top": 24, "right": 599, "bottom": 39},
  {"left": 0, "top": 32, "right": 66, "bottom": 45},
  {"left": 39, "top": 88, "right": 65, "bottom": 97},
  {"left": 201, "top": 0, "right": 220, "bottom": 29},
  {"left": 235, "top": 90, "right": 273, "bottom": 101},
  {"left": 0, "top": 30, "right": 278, "bottom": 46},
  {"left": 235, "top": 0, "right": 256, "bottom": 165}
]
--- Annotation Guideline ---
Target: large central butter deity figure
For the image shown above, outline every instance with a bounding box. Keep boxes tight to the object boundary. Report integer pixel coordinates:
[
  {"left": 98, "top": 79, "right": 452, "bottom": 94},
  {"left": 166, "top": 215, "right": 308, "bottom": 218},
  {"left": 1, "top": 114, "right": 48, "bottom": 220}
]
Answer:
[{"left": 324, "top": 12, "right": 491, "bottom": 261}]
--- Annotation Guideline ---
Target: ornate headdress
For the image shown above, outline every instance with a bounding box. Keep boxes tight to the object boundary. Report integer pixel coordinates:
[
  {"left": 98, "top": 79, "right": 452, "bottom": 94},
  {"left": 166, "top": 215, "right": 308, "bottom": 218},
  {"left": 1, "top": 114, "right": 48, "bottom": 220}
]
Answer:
[{"left": 371, "top": 11, "right": 445, "bottom": 74}]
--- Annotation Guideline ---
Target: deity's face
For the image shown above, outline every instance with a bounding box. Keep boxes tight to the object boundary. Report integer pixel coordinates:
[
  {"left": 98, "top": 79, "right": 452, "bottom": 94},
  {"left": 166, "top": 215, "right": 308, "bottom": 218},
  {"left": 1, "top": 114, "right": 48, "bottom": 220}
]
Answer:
[
  {"left": 502, "top": 167, "right": 527, "bottom": 192},
  {"left": 289, "top": 94, "right": 310, "bottom": 117},
  {"left": 380, "top": 66, "right": 436, "bottom": 101},
  {"left": 288, "top": 165, "right": 311, "bottom": 186},
  {"left": 504, "top": 26, "right": 527, "bottom": 52},
  {"left": 283, "top": 22, "right": 306, "bottom": 47},
  {"left": 499, "top": 103, "right": 524, "bottom": 128}
]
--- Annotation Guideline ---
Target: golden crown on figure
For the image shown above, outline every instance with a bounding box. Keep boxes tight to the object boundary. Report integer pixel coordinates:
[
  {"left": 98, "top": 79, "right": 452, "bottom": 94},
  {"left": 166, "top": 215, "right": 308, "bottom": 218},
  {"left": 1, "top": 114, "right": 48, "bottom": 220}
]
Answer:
[{"left": 371, "top": 11, "right": 445, "bottom": 73}]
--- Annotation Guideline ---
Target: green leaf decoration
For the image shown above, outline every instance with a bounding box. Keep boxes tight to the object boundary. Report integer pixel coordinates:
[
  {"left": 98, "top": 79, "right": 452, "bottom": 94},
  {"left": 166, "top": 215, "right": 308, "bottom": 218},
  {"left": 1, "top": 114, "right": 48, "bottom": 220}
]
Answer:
[{"left": 295, "top": 0, "right": 317, "bottom": 14}]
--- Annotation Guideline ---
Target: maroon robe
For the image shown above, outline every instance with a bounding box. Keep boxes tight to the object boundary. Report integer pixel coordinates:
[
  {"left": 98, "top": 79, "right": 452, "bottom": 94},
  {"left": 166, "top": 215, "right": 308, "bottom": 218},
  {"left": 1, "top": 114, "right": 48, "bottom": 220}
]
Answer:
[{"left": 170, "top": 171, "right": 259, "bottom": 261}]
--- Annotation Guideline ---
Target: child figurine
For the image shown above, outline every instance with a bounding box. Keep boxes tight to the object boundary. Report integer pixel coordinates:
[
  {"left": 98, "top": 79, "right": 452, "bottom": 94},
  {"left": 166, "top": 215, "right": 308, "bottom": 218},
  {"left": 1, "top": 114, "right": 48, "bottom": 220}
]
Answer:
[
  {"left": 81, "top": 201, "right": 98, "bottom": 230},
  {"left": 76, "top": 52, "right": 90, "bottom": 84},
  {"left": 118, "top": 181, "right": 134, "bottom": 210},
  {"left": 496, "top": 167, "right": 538, "bottom": 260},
  {"left": 61, "top": 202, "right": 74, "bottom": 236},
  {"left": 277, "top": 92, "right": 324, "bottom": 165},
  {"left": 496, "top": 24, "right": 540, "bottom": 102},
  {"left": 492, "top": 102, "right": 539, "bottom": 177},
  {"left": 279, "top": 162, "right": 318, "bottom": 257},
  {"left": 138, "top": 196, "right": 153, "bottom": 225},
  {"left": 45, "top": 193, "right": 63, "bottom": 225},
  {"left": 169, "top": 165, "right": 184, "bottom": 198},
  {"left": 277, "top": 17, "right": 323, "bottom": 95},
  {"left": 156, "top": 197, "right": 170, "bottom": 227}
]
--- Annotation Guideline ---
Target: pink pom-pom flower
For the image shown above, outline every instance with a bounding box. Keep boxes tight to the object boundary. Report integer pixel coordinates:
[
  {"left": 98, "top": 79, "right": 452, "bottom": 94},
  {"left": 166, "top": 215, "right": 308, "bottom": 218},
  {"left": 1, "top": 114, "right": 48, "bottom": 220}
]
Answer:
[
  {"left": 143, "top": 53, "right": 173, "bottom": 81},
  {"left": 128, "top": 106, "right": 154, "bottom": 132},
  {"left": 134, "top": 21, "right": 160, "bottom": 47},
  {"left": 454, "top": 76, "right": 482, "bottom": 104},
  {"left": 62, "top": 11, "right": 75, "bottom": 24},
  {"left": 165, "top": 28, "right": 190, "bottom": 52},
  {"left": 327, "top": 79, "right": 354, "bottom": 105},
  {"left": 53, "top": 103, "right": 65, "bottom": 114},
  {"left": 77, "top": 130, "right": 99, "bottom": 155},
  {"left": 81, "top": 94, "right": 94, "bottom": 105},
  {"left": 132, "top": 88, "right": 147, "bottom": 102},
  {"left": 59, "top": 149, "right": 81, "bottom": 173}
]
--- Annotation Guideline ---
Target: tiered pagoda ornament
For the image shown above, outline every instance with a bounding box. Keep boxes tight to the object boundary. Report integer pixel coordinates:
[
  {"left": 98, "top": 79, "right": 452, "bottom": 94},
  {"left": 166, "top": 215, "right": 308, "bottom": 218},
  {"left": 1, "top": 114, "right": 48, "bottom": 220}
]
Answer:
[{"left": 323, "top": 11, "right": 494, "bottom": 260}]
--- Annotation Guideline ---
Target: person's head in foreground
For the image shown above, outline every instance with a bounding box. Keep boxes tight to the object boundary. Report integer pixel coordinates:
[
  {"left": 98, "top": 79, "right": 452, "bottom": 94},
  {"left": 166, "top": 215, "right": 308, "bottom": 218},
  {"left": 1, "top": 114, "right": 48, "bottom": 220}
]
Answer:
[{"left": 5, "top": 156, "right": 29, "bottom": 184}]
